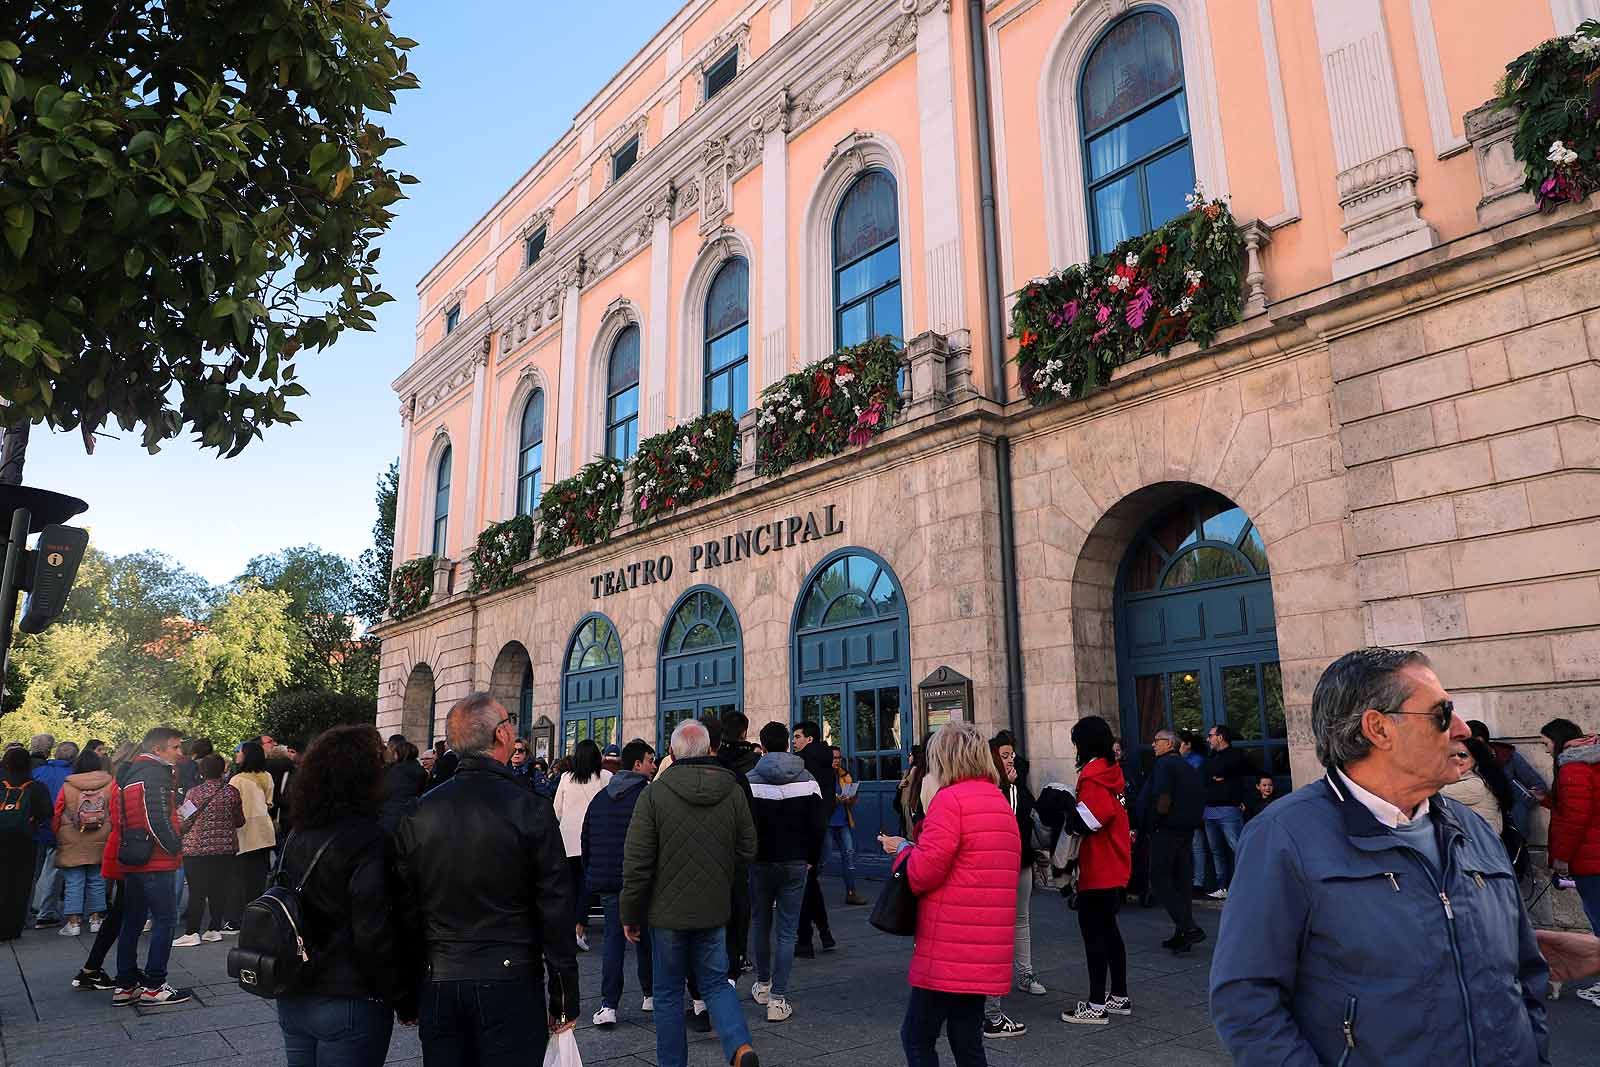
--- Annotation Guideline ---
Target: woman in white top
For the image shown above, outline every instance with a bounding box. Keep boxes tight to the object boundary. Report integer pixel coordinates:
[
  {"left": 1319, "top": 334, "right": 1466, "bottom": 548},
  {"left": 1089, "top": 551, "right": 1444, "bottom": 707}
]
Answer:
[
  {"left": 228, "top": 741, "right": 276, "bottom": 929},
  {"left": 552, "top": 738, "right": 610, "bottom": 950},
  {"left": 1441, "top": 736, "right": 1514, "bottom": 837}
]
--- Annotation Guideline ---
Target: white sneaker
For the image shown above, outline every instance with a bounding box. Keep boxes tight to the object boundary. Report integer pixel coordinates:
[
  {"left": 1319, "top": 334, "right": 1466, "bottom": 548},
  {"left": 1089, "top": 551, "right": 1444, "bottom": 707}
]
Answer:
[
  {"left": 641, "top": 996, "right": 654, "bottom": 1012},
  {"left": 751, "top": 981, "right": 771, "bottom": 1005},
  {"left": 575, "top": 932, "right": 589, "bottom": 952},
  {"left": 142, "top": 919, "right": 152, "bottom": 933},
  {"left": 1104, "top": 994, "right": 1132, "bottom": 1015},
  {"left": 1207, "top": 888, "right": 1229, "bottom": 900},
  {"left": 692, "top": 999, "right": 707, "bottom": 1016},
  {"left": 1062, "top": 1001, "right": 1109, "bottom": 1026},
  {"left": 1016, "top": 971, "right": 1046, "bottom": 995},
  {"left": 88, "top": 918, "right": 103, "bottom": 933},
  {"left": 201, "top": 930, "right": 223, "bottom": 943},
  {"left": 171, "top": 933, "right": 201, "bottom": 948},
  {"left": 1576, "top": 985, "right": 1600, "bottom": 1006},
  {"left": 592, "top": 1006, "right": 617, "bottom": 1027},
  {"left": 58, "top": 921, "right": 81, "bottom": 937},
  {"left": 766, "top": 997, "right": 793, "bottom": 1022}
]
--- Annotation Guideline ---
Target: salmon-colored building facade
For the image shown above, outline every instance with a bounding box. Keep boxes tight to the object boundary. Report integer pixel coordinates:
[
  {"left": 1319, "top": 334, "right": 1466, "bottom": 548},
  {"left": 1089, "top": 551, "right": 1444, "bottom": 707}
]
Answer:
[{"left": 377, "top": 0, "right": 1600, "bottom": 907}]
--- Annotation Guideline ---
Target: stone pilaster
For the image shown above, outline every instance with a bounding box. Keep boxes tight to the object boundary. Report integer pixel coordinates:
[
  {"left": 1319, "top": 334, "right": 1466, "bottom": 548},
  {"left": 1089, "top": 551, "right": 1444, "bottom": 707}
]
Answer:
[
  {"left": 902, "top": 331, "right": 950, "bottom": 421},
  {"left": 1464, "top": 101, "right": 1537, "bottom": 228}
]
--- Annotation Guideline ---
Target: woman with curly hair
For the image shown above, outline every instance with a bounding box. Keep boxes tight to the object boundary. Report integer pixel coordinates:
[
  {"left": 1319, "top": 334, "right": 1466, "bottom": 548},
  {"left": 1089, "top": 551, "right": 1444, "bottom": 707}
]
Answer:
[{"left": 274, "top": 725, "right": 415, "bottom": 1066}]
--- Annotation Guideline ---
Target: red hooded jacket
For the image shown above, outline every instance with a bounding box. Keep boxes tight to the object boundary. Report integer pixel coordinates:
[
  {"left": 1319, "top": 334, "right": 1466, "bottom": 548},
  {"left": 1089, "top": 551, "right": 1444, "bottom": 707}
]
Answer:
[
  {"left": 1547, "top": 735, "right": 1600, "bottom": 877},
  {"left": 102, "top": 754, "right": 184, "bottom": 878},
  {"left": 1075, "top": 756, "right": 1131, "bottom": 891}
]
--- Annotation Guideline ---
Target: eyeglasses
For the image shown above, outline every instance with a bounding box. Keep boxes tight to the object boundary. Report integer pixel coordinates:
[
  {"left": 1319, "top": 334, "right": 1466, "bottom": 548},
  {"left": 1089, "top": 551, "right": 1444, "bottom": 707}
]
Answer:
[
  {"left": 1387, "top": 700, "right": 1454, "bottom": 732},
  {"left": 512, "top": 748, "right": 528, "bottom": 755},
  {"left": 1448, "top": 750, "right": 1471, "bottom": 761}
]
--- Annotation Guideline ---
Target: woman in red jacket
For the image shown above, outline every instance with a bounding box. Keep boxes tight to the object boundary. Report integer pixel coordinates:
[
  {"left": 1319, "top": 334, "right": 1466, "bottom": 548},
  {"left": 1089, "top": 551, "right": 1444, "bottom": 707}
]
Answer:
[
  {"left": 880, "top": 721, "right": 1020, "bottom": 1066},
  {"left": 1063, "top": 715, "right": 1132, "bottom": 1027},
  {"left": 1541, "top": 716, "right": 1600, "bottom": 1005}
]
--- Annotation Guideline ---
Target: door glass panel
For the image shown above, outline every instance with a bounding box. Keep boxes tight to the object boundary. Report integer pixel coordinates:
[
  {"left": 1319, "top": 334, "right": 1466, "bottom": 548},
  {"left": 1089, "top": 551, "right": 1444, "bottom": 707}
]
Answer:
[
  {"left": 1262, "top": 662, "right": 1287, "bottom": 739},
  {"left": 1202, "top": 507, "right": 1249, "bottom": 548},
  {"left": 802, "top": 693, "right": 842, "bottom": 750},
  {"left": 854, "top": 689, "right": 878, "bottom": 756},
  {"left": 1268, "top": 746, "right": 1290, "bottom": 776},
  {"left": 823, "top": 593, "right": 871, "bottom": 624},
  {"left": 1221, "top": 663, "right": 1263, "bottom": 741},
  {"left": 1135, "top": 674, "right": 1165, "bottom": 744},
  {"left": 877, "top": 687, "right": 902, "bottom": 751},
  {"left": 1163, "top": 546, "right": 1249, "bottom": 587},
  {"left": 880, "top": 754, "right": 903, "bottom": 782},
  {"left": 1170, "top": 670, "right": 1202, "bottom": 735}
]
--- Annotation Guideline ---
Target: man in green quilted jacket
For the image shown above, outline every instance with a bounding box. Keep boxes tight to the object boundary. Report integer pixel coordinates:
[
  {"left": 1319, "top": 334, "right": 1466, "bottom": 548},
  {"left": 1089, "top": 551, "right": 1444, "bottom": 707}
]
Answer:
[{"left": 622, "top": 718, "right": 759, "bottom": 1067}]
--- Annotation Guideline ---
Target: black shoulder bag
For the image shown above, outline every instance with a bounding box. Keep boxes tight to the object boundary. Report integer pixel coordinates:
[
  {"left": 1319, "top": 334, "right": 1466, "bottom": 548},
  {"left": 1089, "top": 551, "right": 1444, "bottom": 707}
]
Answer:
[{"left": 226, "top": 830, "right": 342, "bottom": 998}]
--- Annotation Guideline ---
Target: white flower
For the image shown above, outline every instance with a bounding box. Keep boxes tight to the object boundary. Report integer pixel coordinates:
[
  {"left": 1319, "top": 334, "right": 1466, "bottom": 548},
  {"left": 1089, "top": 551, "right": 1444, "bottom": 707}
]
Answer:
[
  {"left": 1571, "top": 35, "right": 1600, "bottom": 57},
  {"left": 1125, "top": 252, "right": 1140, "bottom": 268},
  {"left": 1184, "top": 180, "right": 1208, "bottom": 210},
  {"left": 1184, "top": 268, "right": 1204, "bottom": 286},
  {"left": 1548, "top": 140, "right": 1580, "bottom": 165},
  {"left": 835, "top": 367, "right": 855, "bottom": 385}
]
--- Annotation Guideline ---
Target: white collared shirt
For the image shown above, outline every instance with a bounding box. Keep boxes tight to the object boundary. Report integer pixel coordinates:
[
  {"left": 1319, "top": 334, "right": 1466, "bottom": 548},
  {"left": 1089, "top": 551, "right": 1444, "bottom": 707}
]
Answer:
[{"left": 1335, "top": 769, "right": 1431, "bottom": 828}]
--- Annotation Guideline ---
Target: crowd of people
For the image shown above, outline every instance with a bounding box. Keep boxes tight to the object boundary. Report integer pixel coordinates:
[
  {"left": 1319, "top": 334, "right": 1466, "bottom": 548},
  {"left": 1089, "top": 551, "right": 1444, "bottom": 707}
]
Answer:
[{"left": 3, "top": 642, "right": 1600, "bottom": 1066}]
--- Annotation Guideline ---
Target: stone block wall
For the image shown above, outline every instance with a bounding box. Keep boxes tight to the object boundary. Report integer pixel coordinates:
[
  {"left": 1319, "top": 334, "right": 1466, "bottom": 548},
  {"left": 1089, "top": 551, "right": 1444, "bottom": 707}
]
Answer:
[{"left": 1333, "top": 251, "right": 1600, "bottom": 740}]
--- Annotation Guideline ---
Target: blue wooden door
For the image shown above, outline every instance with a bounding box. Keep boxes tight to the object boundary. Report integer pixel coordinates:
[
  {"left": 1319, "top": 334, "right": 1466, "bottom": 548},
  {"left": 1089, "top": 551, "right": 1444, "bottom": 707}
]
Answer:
[
  {"left": 562, "top": 614, "right": 623, "bottom": 755},
  {"left": 658, "top": 588, "right": 743, "bottom": 751}
]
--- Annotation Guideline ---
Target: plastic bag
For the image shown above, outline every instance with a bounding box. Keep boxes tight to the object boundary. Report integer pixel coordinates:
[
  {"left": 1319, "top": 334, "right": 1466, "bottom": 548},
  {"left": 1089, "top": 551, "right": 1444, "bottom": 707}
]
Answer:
[{"left": 543, "top": 1028, "right": 583, "bottom": 1067}]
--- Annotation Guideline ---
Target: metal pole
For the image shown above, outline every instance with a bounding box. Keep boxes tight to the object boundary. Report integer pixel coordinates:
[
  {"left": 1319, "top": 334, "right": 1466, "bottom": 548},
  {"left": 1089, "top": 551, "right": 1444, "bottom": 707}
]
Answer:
[{"left": 0, "top": 506, "right": 31, "bottom": 706}]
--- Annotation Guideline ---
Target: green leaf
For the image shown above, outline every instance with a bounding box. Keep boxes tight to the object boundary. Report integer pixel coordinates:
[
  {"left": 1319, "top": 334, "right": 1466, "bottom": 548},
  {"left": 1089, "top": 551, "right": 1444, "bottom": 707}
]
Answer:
[
  {"left": 147, "top": 193, "right": 176, "bottom": 217},
  {"left": 211, "top": 297, "right": 238, "bottom": 318},
  {"left": 187, "top": 170, "right": 216, "bottom": 195},
  {"left": 0, "top": 41, "right": 19, "bottom": 61},
  {"left": 128, "top": 130, "right": 159, "bottom": 158},
  {"left": 123, "top": 247, "right": 145, "bottom": 278},
  {"left": 309, "top": 142, "right": 340, "bottom": 175}
]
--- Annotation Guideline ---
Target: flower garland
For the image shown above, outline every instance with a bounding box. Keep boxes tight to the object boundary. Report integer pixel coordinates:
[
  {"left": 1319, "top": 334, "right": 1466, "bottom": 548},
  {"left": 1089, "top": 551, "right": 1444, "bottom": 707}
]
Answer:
[
  {"left": 466, "top": 514, "right": 536, "bottom": 594},
  {"left": 390, "top": 556, "right": 435, "bottom": 620},
  {"left": 1497, "top": 21, "right": 1600, "bottom": 210},
  {"left": 632, "top": 409, "right": 738, "bottom": 525},
  {"left": 536, "top": 457, "right": 624, "bottom": 560},
  {"left": 755, "top": 335, "right": 903, "bottom": 477},
  {"left": 1011, "top": 188, "right": 1245, "bottom": 404}
]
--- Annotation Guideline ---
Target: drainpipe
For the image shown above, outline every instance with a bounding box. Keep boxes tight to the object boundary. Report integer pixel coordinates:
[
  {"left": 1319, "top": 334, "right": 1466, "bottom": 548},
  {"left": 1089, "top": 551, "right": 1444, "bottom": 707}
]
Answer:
[{"left": 965, "top": 0, "right": 1028, "bottom": 757}]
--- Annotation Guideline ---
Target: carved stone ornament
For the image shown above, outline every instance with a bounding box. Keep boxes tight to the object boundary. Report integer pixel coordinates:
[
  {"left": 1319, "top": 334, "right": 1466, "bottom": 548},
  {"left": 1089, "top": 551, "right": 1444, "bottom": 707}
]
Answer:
[
  {"left": 477, "top": 333, "right": 492, "bottom": 362},
  {"left": 674, "top": 179, "right": 701, "bottom": 222},
  {"left": 399, "top": 394, "right": 417, "bottom": 424},
  {"left": 696, "top": 22, "right": 753, "bottom": 107},
  {"left": 698, "top": 225, "right": 738, "bottom": 262},
  {"left": 750, "top": 88, "right": 792, "bottom": 137},
  {"left": 824, "top": 130, "right": 874, "bottom": 173},
  {"left": 792, "top": 9, "right": 918, "bottom": 125},
  {"left": 520, "top": 208, "right": 553, "bottom": 239},
  {"left": 700, "top": 138, "right": 731, "bottom": 234}
]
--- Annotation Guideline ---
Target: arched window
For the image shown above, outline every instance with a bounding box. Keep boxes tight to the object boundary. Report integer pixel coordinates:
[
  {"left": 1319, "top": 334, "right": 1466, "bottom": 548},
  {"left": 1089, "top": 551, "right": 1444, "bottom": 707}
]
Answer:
[
  {"left": 1120, "top": 497, "right": 1269, "bottom": 594},
  {"left": 832, "top": 170, "right": 902, "bottom": 351},
  {"left": 658, "top": 587, "right": 743, "bottom": 750},
  {"left": 1079, "top": 10, "right": 1194, "bottom": 256},
  {"left": 516, "top": 391, "right": 544, "bottom": 515},
  {"left": 704, "top": 258, "right": 750, "bottom": 417},
  {"left": 431, "top": 445, "right": 451, "bottom": 556},
  {"left": 605, "top": 325, "right": 641, "bottom": 461},
  {"left": 562, "top": 614, "right": 623, "bottom": 753}
]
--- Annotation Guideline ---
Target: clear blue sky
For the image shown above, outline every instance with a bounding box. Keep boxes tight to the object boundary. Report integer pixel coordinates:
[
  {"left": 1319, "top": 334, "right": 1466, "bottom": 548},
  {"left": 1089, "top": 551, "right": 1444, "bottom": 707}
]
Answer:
[{"left": 26, "top": 0, "right": 674, "bottom": 583}]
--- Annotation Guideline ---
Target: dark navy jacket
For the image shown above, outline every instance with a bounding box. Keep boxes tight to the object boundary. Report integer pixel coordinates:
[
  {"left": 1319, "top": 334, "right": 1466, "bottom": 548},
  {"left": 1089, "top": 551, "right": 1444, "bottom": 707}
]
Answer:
[
  {"left": 1210, "top": 771, "right": 1549, "bottom": 1066},
  {"left": 1135, "top": 752, "right": 1204, "bottom": 832},
  {"left": 581, "top": 771, "right": 650, "bottom": 896}
]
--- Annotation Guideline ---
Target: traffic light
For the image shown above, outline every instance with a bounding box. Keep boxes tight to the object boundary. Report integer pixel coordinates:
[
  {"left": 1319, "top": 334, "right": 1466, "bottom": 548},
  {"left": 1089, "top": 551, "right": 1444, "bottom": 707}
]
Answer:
[{"left": 19, "top": 524, "right": 89, "bottom": 634}]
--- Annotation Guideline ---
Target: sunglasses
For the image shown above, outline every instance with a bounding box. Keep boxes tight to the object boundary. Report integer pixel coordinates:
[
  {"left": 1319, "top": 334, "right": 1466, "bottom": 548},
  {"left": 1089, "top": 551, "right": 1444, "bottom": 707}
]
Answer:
[
  {"left": 1387, "top": 699, "right": 1454, "bottom": 732},
  {"left": 1448, "top": 750, "right": 1471, "bottom": 760}
]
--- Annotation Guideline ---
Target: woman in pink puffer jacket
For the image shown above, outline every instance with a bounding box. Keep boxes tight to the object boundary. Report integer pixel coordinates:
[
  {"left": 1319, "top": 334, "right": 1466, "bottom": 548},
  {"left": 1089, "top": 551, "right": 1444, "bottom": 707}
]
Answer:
[{"left": 880, "top": 721, "right": 1021, "bottom": 1066}]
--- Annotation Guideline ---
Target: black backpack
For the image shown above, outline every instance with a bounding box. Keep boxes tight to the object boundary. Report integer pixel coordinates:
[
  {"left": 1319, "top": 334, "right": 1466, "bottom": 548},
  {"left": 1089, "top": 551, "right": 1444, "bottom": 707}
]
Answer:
[{"left": 226, "top": 831, "right": 340, "bottom": 999}]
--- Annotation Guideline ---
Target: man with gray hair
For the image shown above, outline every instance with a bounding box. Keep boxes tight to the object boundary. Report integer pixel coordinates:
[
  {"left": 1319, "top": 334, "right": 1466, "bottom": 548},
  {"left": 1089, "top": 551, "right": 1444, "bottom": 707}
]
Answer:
[
  {"left": 394, "top": 692, "right": 579, "bottom": 1065},
  {"left": 1210, "top": 648, "right": 1549, "bottom": 1065},
  {"left": 1134, "top": 729, "right": 1203, "bottom": 953},
  {"left": 622, "top": 719, "right": 760, "bottom": 1067}
]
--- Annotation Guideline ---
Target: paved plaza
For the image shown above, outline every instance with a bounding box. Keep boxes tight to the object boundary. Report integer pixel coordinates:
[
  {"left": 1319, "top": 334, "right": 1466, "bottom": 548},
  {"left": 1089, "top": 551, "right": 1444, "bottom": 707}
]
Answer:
[{"left": 2, "top": 874, "right": 1598, "bottom": 1066}]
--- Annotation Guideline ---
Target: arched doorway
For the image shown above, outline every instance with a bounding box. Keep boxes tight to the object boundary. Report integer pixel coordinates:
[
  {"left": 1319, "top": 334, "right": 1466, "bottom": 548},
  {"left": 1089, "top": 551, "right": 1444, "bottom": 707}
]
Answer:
[
  {"left": 1115, "top": 491, "right": 1287, "bottom": 779},
  {"left": 489, "top": 642, "right": 535, "bottom": 736},
  {"left": 791, "top": 548, "right": 910, "bottom": 841},
  {"left": 401, "top": 663, "right": 436, "bottom": 746},
  {"left": 658, "top": 587, "right": 743, "bottom": 752},
  {"left": 561, "top": 614, "right": 622, "bottom": 755}
]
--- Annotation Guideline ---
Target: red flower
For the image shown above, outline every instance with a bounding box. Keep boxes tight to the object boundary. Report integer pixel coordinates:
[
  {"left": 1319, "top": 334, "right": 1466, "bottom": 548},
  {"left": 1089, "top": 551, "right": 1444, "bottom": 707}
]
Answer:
[
  {"left": 1020, "top": 330, "right": 1038, "bottom": 347},
  {"left": 823, "top": 405, "right": 833, "bottom": 418},
  {"left": 815, "top": 370, "right": 834, "bottom": 398}
]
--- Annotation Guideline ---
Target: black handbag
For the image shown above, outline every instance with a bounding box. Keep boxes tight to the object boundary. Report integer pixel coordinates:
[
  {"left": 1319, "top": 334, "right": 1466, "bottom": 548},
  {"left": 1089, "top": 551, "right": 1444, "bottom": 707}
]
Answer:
[{"left": 869, "top": 852, "right": 918, "bottom": 936}]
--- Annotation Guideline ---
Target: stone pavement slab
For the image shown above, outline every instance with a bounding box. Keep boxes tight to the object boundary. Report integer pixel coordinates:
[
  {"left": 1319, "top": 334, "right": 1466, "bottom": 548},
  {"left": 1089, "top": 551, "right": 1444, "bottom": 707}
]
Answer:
[{"left": 3, "top": 876, "right": 1598, "bottom": 1065}]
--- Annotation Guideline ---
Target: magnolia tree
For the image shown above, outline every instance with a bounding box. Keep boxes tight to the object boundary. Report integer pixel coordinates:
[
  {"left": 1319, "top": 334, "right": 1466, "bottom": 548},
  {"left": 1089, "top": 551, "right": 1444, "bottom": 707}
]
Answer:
[{"left": 0, "top": 1, "right": 418, "bottom": 479}]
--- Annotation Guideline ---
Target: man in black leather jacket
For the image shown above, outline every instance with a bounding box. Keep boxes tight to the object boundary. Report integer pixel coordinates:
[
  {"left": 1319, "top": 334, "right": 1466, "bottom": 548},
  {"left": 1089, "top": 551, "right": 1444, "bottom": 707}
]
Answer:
[{"left": 394, "top": 693, "right": 580, "bottom": 1065}]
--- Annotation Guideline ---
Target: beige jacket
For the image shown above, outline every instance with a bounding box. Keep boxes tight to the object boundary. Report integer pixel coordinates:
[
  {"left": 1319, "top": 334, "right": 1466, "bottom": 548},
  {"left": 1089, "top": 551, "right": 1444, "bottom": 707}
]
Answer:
[
  {"left": 232, "top": 770, "right": 277, "bottom": 854},
  {"left": 52, "top": 770, "right": 113, "bottom": 868},
  {"left": 1441, "top": 772, "right": 1503, "bottom": 836}
]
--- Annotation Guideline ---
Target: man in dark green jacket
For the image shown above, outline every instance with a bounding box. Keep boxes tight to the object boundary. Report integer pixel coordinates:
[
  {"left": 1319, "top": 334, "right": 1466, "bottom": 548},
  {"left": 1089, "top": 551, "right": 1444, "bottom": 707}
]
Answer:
[{"left": 622, "top": 719, "right": 759, "bottom": 1067}]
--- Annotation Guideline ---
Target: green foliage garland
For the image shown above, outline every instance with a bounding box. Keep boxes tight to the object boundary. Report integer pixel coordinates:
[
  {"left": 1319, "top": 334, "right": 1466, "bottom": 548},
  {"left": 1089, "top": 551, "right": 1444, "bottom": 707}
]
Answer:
[
  {"left": 389, "top": 556, "right": 434, "bottom": 620},
  {"left": 755, "top": 336, "right": 903, "bottom": 478},
  {"left": 537, "top": 458, "right": 624, "bottom": 560},
  {"left": 467, "top": 514, "right": 535, "bottom": 594},
  {"left": 1497, "top": 21, "right": 1600, "bottom": 210},
  {"left": 1010, "top": 193, "right": 1245, "bottom": 405},
  {"left": 633, "top": 409, "right": 738, "bottom": 524}
]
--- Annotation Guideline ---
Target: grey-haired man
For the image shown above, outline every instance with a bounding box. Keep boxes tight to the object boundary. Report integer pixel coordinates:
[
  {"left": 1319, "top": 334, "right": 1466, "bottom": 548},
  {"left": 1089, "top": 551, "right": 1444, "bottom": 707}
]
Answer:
[{"left": 1210, "top": 648, "right": 1549, "bottom": 1065}]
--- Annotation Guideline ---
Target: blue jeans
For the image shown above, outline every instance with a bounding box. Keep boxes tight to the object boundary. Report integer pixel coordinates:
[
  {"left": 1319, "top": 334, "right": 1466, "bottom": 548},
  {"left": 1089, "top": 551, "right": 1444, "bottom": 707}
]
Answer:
[
  {"left": 826, "top": 825, "right": 856, "bottom": 892},
  {"left": 1204, "top": 806, "right": 1244, "bottom": 889},
  {"left": 749, "top": 861, "right": 807, "bottom": 997},
  {"left": 278, "top": 994, "right": 395, "bottom": 1067},
  {"left": 599, "top": 893, "right": 651, "bottom": 1009},
  {"left": 420, "top": 978, "right": 545, "bottom": 1067},
  {"left": 116, "top": 870, "right": 178, "bottom": 987},
  {"left": 651, "top": 927, "right": 751, "bottom": 1067},
  {"left": 61, "top": 865, "right": 106, "bottom": 917},
  {"left": 1575, "top": 875, "right": 1600, "bottom": 935},
  {"left": 30, "top": 847, "right": 62, "bottom": 921},
  {"left": 902, "top": 987, "right": 986, "bottom": 1067},
  {"left": 1191, "top": 826, "right": 1213, "bottom": 889}
]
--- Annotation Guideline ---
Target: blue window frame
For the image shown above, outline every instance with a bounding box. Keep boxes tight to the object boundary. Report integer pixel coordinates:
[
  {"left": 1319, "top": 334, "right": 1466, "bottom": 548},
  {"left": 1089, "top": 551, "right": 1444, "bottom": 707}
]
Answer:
[
  {"left": 561, "top": 614, "right": 623, "bottom": 755},
  {"left": 832, "top": 169, "right": 903, "bottom": 351},
  {"left": 444, "top": 303, "right": 461, "bottom": 334},
  {"left": 523, "top": 227, "right": 546, "bottom": 268},
  {"left": 705, "top": 48, "right": 738, "bottom": 101},
  {"left": 516, "top": 391, "right": 544, "bottom": 516},
  {"left": 657, "top": 586, "right": 743, "bottom": 752},
  {"left": 605, "top": 325, "right": 641, "bottom": 461},
  {"left": 612, "top": 137, "right": 639, "bottom": 182},
  {"left": 1079, "top": 9, "right": 1194, "bottom": 256},
  {"left": 431, "top": 445, "right": 451, "bottom": 556},
  {"left": 704, "top": 258, "right": 750, "bottom": 418}
]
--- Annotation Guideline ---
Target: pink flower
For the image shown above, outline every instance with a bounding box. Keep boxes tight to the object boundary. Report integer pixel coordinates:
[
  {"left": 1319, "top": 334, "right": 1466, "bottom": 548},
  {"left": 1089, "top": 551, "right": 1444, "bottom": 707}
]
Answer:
[
  {"left": 848, "top": 402, "right": 885, "bottom": 446},
  {"left": 1126, "top": 287, "right": 1155, "bottom": 330},
  {"left": 1095, "top": 304, "right": 1112, "bottom": 326}
]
